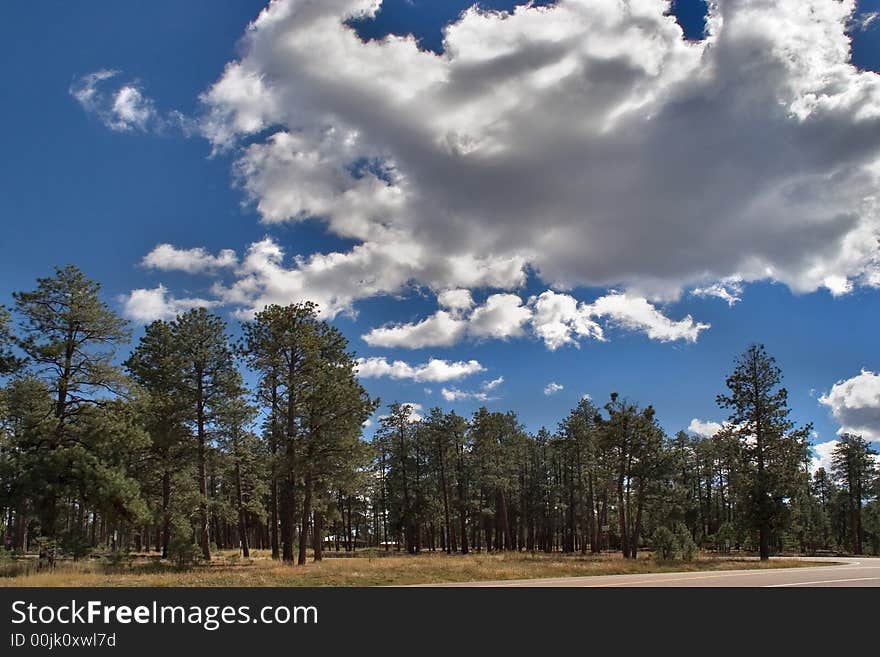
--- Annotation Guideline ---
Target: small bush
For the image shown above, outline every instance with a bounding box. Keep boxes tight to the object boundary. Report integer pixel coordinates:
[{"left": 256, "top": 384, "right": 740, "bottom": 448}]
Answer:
[
  {"left": 166, "top": 520, "right": 198, "bottom": 568},
  {"left": 652, "top": 526, "right": 677, "bottom": 561},
  {"left": 674, "top": 523, "right": 698, "bottom": 562},
  {"left": 61, "top": 529, "right": 92, "bottom": 561},
  {"left": 652, "top": 524, "right": 698, "bottom": 562}
]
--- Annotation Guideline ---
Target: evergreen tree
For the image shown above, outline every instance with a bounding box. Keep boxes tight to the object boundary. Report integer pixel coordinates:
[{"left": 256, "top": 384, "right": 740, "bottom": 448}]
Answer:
[
  {"left": 716, "top": 344, "right": 811, "bottom": 560},
  {"left": 296, "top": 322, "right": 376, "bottom": 564},
  {"left": 601, "top": 394, "right": 665, "bottom": 558},
  {"left": 125, "top": 320, "right": 192, "bottom": 557},
  {"left": 377, "top": 402, "right": 420, "bottom": 553},
  {"left": 213, "top": 381, "right": 264, "bottom": 558},
  {"left": 830, "top": 434, "right": 878, "bottom": 555},
  {"left": 169, "top": 308, "right": 238, "bottom": 560},
  {"left": 12, "top": 266, "right": 132, "bottom": 562}
]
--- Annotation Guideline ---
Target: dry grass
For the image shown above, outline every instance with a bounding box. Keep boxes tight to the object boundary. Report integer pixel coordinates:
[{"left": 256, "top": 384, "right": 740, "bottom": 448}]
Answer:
[{"left": 0, "top": 550, "right": 820, "bottom": 587}]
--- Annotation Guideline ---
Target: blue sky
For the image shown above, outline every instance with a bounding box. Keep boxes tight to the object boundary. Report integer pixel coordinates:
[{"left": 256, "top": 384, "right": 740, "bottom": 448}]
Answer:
[{"left": 3, "top": 1, "right": 880, "bottom": 464}]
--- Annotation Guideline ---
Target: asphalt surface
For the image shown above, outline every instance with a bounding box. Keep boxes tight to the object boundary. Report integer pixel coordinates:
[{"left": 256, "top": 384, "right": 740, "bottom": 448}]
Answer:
[{"left": 427, "top": 556, "right": 880, "bottom": 587}]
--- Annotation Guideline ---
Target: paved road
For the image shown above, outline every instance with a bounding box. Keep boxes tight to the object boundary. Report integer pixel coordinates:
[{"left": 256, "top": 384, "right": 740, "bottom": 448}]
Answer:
[{"left": 427, "top": 556, "right": 880, "bottom": 587}]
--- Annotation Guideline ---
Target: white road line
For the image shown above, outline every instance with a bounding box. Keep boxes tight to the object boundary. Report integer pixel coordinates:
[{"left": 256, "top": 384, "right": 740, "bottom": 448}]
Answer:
[{"left": 766, "top": 577, "right": 880, "bottom": 587}]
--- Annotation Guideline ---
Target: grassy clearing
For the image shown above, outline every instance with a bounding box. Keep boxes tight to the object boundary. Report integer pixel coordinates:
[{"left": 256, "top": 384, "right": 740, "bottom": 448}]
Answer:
[{"left": 0, "top": 550, "right": 821, "bottom": 587}]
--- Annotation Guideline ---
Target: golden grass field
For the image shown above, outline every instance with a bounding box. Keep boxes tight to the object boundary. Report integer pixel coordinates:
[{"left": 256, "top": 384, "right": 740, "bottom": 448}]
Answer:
[{"left": 0, "top": 550, "right": 820, "bottom": 587}]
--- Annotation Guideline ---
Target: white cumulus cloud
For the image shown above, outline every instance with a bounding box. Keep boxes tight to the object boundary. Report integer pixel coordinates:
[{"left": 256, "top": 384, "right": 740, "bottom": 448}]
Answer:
[
  {"left": 190, "top": 0, "right": 880, "bottom": 315},
  {"left": 356, "top": 356, "right": 484, "bottom": 382},
  {"left": 544, "top": 382, "right": 564, "bottom": 396},
  {"left": 810, "top": 439, "right": 839, "bottom": 474},
  {"left": 363, "top": 292, "right": 529, "bottom": 348},
  {"left": 819, "top": 370, "right": 880, "bottom": 441},
  {"left": 120, "top": 285, "right": 217, "bottom": 323},
  {"left": 143, "top": 244, "right": 238, "bottom": 273},
  {"left": 688, "top": 418, "right": 724, "bottom": 438},
  {"left": 363, "top": 288, "right": 705, "bottom": 349},
  {"left": 437, "top": 289, "right": 475, "bottom": 314}
]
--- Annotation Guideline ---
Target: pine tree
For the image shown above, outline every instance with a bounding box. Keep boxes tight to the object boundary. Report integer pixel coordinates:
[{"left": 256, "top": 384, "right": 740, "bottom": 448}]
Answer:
[
  {"left": 377, "top": 402, "right": 420, "bottom": 553},
  {"left": 169, "top": 308, "right": 237, "bottom": 560},
  {"left": 126, "top": 320, "right": 192, "bottom": 557},
  {"left": 295, "top": 322, "right": 376, "bottom": 564},
  {"left": 213, "top": 380, "right": 264, "bottom": 558},
  {"left": 12, "top": 266, "right": 131, "bottom": 562},
  {"left": 830, "top": 434, "right": 878, "bottom": 555},
  {"left": 716, "top": 344, "right": 810, "bottom": 560}
]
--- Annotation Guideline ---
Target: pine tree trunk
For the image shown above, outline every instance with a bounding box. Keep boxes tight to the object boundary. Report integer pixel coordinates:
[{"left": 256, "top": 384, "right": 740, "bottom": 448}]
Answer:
[
  {"left": 235, "top": 461, "right": 249, "bottom": 557},
  {"left": 312, "top": 511, "right": 323, "bottom": 561},
  {"left": 280, "top": 476, "right": 295, "bottom": 563},
  {"left": 270, "top": 386, "right": 280, "bottom": 560},
  {"left": 196, "top": 374, "right": 211, "bottom": 561},
  {"left": 161, "top": 468, "right": 171, "bottom": 558},
  {"left": 298, "top": 475, "right": 312, "bottom": 565}
]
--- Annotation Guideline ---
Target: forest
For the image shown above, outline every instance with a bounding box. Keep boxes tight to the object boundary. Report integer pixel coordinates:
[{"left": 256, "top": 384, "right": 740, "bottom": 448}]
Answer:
[{"left": 1, "top": 265, "right": 878, "bottom": 570}]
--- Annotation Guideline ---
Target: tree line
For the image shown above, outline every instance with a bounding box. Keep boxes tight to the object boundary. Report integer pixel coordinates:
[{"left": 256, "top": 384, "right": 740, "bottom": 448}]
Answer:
[{"left": 1, "top": 266, "right": 878, "bottom": 566}]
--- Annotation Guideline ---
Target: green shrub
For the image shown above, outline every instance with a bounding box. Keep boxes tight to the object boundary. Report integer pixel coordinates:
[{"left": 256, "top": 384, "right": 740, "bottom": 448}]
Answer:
[
  {"left": 652, "top": 526, "right": 677, "bottom": 561},
  {"left": 60, "top": 529, "right": 92, "bottom": 561},
  {"left": 166, "top": 519, "right": 198, "bottom": 568},
  {"left": 674, "top": 523, "right": 698, "bottom": 562},
  {"left": 652, "top": 524, "right": 698, "bottom": 562}
]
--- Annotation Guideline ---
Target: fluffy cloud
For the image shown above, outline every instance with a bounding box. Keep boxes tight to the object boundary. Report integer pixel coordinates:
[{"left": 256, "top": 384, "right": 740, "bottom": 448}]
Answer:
[
  {"left": 120, "top": 285, "right": 217, "bottom": 323},
  {"left": 212, "top": 237, "right": 419, "bottom": 319},
  {"left": 141, "top": 244, "right": 238, "bottom": 274},
  {"left": 441, "top": 387, "right": 485, "bottom": 402},
  {"left": 544, "top": 382, "right": 564, "bottom": 396},
  {"left": 530, "top": 290, "right": 604, "bottom": 350},
  {"left": 143, "top": 244, "right": 238, "bottom": 273},
  {"left": 810, "top": 439, "right": 839, "bottom": 474},
  {"left": 819, "top": 370, "right": 880, "bottom": 441},
  {"left": 437, "top": 288, "right": 475, "bottom": 314},
  {"left": 533, "top": 289, "right": 709, "bottom": 350},
  {"left": 363, "top": 288, "right": 704, "bottom": 349},
  {"left": 194, "top": 0, "right": 880, "bottom": 313},
  {"left": 362, "top": 310, "right": 466, "bottom": 348},
  {"left": 70, "top": 70, "right": 167, "bottom": 133},
  {"left": 440, "top": 375, "right": 505, "bottom": 403},
  {"left": 588, "top": 293, "right": 709, "bottom": 343},
  {"left": 362, "top": 292, "right": 530, "bottom": 347},
  {"left": 483, "top": 376, "right": 504, "bottom": 391},
  {"left": 688, "top": 418, "right": 723, "bottom": 438},
  {"left": 356, "top": 356, "right": 484, "bottom": 382},
  {"left": 468, "top": 293, "right": 532, "bottom": 339}
]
